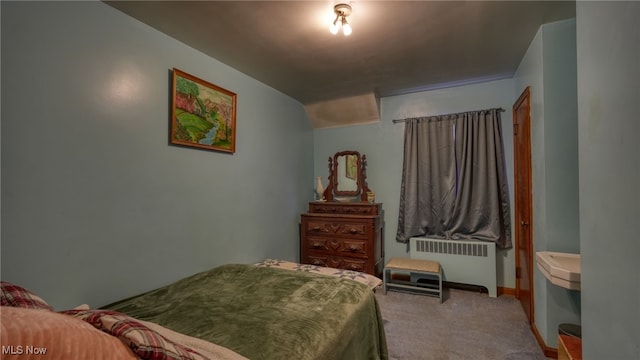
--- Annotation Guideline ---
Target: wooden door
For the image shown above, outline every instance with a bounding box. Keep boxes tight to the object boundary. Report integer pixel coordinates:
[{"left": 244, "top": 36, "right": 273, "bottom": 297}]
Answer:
[{"left": 513, "top": 87, "right": 534, "bottom": 324}]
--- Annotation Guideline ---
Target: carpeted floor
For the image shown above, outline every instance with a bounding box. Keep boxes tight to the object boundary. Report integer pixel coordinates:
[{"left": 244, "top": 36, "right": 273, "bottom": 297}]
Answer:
[{"left": 375, "top": 288, "right": 547, "bottom": 360}]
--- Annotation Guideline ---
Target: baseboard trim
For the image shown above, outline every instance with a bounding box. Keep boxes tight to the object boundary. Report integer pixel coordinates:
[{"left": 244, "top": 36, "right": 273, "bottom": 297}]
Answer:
[
  {"left": 498, "top": 286, "right": 516, "bottom": 296},
  {"left": 531, "top": 321, "right": 559, "bottom": 359}
]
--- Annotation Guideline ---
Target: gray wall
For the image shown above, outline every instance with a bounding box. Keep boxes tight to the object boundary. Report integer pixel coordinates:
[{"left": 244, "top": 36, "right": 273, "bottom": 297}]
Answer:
[
  {"left": 1, "top": 1, "right": 314, "bottom": 309},
  {"left": 576, "top": 2, "right": 640, "bottom": 359},
  {"left": 514, "top": 19, "right": 581, "bottom": 348},
  {"left": 314, "top": 79, "right": 518, "bottom": 288}
]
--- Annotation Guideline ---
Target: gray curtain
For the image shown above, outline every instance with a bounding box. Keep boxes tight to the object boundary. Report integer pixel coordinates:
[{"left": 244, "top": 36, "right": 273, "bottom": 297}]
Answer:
[{"left": 396, "top": 108, "right": 512, "bottom": 249}]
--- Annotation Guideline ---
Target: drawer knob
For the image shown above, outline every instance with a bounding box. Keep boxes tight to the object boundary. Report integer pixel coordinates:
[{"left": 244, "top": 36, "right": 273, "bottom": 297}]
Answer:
[
  {"left": 349, "top": 228, "right": 358, "bottom": 234},
  {"left": 312, "top": 243, "right": 323, "bottom": 249},
  {"left": 312, "top": 226, "right": 322, "bottom": 231},
  {"left": 347, "top": 246, "right": 359, "bottom": 252}
]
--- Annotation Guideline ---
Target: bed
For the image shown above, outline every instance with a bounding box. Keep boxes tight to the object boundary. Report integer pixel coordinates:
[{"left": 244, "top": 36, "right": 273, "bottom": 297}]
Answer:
[{"left": 1, "top": 260, "right": 388, "bottom": 360}]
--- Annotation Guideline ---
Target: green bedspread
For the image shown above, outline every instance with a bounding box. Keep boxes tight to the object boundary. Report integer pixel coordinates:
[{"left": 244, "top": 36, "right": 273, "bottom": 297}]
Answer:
[{"left": 103, "top": 264, "right": 388, "bottom": 360}]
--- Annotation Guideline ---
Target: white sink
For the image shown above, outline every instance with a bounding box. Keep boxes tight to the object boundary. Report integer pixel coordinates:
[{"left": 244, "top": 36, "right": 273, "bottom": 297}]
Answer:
[{"left": 536, "top": 251, "right": 581, "bottom": 291}]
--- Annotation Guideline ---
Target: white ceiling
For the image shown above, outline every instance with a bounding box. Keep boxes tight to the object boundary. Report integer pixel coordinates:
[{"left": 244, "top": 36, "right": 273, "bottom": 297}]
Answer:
[{"left": 105, "top": 1, "right": 575, "bottom": 126}]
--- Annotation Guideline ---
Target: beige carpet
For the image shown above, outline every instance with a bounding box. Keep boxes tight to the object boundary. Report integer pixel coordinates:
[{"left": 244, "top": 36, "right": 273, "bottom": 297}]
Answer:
[{"left": 375, "top": 288, "right": 547, "bottom": 360}]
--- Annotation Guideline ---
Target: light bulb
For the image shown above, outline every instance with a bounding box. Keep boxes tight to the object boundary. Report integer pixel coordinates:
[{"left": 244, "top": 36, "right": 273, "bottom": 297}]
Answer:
[
  {"left": 329, "top": 14, "right": 341, "bottom": 35},
  {"left": 342, "top": 18, "right": 352, "bottom": 36},
  {"left": 330, "top": 21, "right": 340, "bottom": 35}
]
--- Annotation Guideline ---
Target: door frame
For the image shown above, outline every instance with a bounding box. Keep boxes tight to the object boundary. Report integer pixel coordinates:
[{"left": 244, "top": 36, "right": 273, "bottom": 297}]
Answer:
[{"left": 513, "top": 86, "right": 534, "bottom": 324}]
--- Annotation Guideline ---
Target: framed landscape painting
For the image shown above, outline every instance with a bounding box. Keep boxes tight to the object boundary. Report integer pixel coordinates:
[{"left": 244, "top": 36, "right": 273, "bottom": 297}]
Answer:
[{"left": 170, "top": 68, "right": 237, "bottom": 153}]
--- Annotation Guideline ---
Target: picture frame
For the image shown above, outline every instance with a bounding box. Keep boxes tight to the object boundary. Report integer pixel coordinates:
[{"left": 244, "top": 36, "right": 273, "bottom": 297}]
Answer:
[{"left": 170, "top": 68, "right": 237, "bottom": 153}]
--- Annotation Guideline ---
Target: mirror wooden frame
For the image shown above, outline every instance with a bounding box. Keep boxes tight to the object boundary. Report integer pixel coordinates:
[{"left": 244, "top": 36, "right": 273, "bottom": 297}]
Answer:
[{"left": 322, "top": 150, "right": 372, "bottom": 202}]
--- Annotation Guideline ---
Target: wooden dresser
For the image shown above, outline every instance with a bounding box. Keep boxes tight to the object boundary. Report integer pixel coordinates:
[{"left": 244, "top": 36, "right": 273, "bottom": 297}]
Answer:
[{"left": 300, "top": 201, "right": 384, "bottom": 277}]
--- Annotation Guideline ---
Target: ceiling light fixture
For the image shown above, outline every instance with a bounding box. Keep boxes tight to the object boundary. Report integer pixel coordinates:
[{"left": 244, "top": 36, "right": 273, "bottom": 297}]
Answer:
[{"left": 329, "top": 3, "right": 352, "bottom": 36}]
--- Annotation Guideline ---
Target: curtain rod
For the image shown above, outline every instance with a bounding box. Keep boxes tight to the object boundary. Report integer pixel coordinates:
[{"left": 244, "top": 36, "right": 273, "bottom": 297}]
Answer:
[{"left": 392, "top": 107, "right": 505, "bottom": 124}]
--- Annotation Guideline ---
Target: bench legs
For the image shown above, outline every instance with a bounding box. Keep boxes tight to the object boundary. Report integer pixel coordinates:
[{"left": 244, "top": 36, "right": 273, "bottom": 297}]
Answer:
[{"left": 383, "top": 266, "right": 443, "bottom": 303}]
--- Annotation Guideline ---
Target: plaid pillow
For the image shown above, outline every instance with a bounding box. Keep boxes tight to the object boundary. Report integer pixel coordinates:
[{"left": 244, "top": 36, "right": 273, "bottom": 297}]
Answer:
[
  {"left": 0, "top": 281, "right": 53, "bottom": 311},
  {"left": 63, "top": 309, "right": 208, "bottom": 360}
]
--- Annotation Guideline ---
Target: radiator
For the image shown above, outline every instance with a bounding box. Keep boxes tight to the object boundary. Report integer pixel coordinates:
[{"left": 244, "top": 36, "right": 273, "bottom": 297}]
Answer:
[{"left": 409, "top": 237, "right": 497, "bottom": 297}]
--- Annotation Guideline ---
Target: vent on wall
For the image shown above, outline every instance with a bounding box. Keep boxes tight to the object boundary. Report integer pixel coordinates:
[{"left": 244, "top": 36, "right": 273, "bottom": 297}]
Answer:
[
  {"left": 415, "top": 239, "right": 489, "bottom": 257},
  {"left": 410, "top": 237, "right": 497, "bottom": 297}
]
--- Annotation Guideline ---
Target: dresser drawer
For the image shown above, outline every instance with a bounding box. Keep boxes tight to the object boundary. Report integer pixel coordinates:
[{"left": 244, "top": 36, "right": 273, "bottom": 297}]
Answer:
[
  {"left": 305, "top": 254, "right": 367, "bottom": 272},
  {"left": 303, "top": 220, "right": 370, "bottom": 239},
  {"left": 304, "top": 236, "right": 368, "bottom": 257},
  {"left": 309, "top": 202, "right": 380, "bottom": 215}
]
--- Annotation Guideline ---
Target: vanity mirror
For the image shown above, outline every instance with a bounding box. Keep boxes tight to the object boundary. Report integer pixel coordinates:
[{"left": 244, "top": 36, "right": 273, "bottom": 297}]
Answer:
[{"left": 322, "top": 150, "right": 372, "bottom": 202}]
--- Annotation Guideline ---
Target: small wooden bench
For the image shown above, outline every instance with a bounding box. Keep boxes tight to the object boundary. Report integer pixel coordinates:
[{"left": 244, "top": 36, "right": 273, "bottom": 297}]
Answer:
[{"left": 383, "top": 257, "right": 442, "bottom": 303}]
